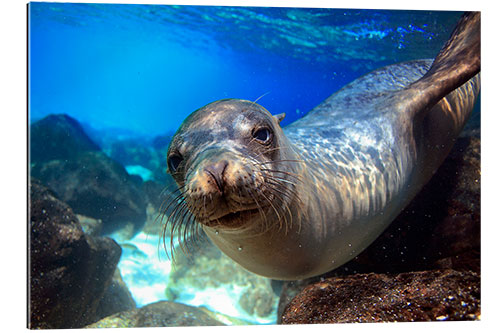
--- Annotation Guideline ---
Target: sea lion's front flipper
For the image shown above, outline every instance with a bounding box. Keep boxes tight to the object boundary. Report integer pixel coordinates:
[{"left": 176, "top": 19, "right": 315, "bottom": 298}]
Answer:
[{"left": 405, "top": 12, "right": 480, "bottom": 120}]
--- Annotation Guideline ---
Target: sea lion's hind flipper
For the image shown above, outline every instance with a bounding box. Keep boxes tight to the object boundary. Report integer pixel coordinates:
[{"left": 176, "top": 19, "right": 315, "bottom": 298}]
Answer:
[{"left": 405, "top": 12, "right": 480, "bottom": 119}]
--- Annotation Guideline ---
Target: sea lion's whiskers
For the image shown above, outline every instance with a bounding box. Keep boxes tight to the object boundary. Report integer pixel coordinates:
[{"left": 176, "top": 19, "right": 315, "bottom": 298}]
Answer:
[
  {"left": 246, "top": 146, "right": 283, "bottom": 161},
  {"left": 180, "top": 208, "right": 200, "bottom": 259},
  {"left": 265, "top": 177, "right": 304, "bottom": 210},
  {"left": 262, "top": 182, "right": 294, "bottom": 234},
  {"left": 260, "top": 168, "right": 303, "bottom": 183},
  {"left": 265, "top": 174, "right": 299, "bottom": 188},
  {"left": 258, "top": 146, "right": 284, "bottom": 157},
  {"left": 162, "top": 201, "right": 188, "bottom": 261},
  {"left": 179, "top": 204, "right": 195, "bottom": 253},
  {"left": 245, "top": 185, "right": 269, "bottom": 233},
  {"left": 202, "top": 195, "right": 207, "bottom": 222},
  {"left": 237, "top": 187, "right": 244, "bottom": 210},
  {"left": 259, "top": 185, "right": 283, "bottom": 230},
  {"left": 164, "top": 196, "right": 186, "bottom": 236},
  {"left": 159, "top": 181, "right": 185, "bottom": 198},
  {"left": 158, "top": 188, "right": 189, "bottom": 253},
  {"left": 255, "top": 159, "right": 305, "bottom": 166},
  {"left": 165, "top": 193, "right": 194, "bottom": 259},
  {"left": 156, "top": 185, "right": 187, "bottom": 225},
  {"left": 251, "top": 92, "right": 271, "bottom": 105},
  {"left": 249, "top": 158, "right": 303, "bottom": 182},
  {"left": 264, "top": 176, "right": 301, "bottom": 228},
  {"left": 172, "top": 201, "right": 204, "bottom": 262},
  {"left": 263, "top": 177, "right": 297, "bottom": 202},
  {"left": 158, "top": 188, "right": 187, "bottom": 222},
  {"left": 252, "top": 172, "right": 295, "bottom": 234},
  {"left": 266, "top": 182, "right": 302, "bottom": 234}
]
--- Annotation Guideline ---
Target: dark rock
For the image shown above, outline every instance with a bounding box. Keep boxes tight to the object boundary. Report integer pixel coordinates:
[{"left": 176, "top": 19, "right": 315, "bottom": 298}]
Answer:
[
  {"left": 32, "top": 151, "right": 147, "bottom": 235},
  {"left": 87, "top": 301, "right": 224, "bottom": 328},
  {"left": 277, "top": 278, "right": 321, "bottom": 322},
  {"left": 95, "top": 269, "right": 137, "bottom": 320},
  {"left": 30, "top": 114, "right": 148, "bottom": 235},
  {"left": 29, "top": 179, "right": 122, "bottom": 329},
  {"left": 281, "top": 269, "right": 480, "bottom": 324},
  {"left": 30, "top": 114, "right": 100, "bottom": 163}
]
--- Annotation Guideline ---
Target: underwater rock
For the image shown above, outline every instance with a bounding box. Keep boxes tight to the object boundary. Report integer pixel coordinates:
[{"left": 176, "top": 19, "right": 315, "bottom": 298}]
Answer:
[
  {"left": 106, "top": 138, "right": 159, "bottom": 173},
  {"left": 86, "top": 301, "right": 224, "bottom": 328},
  {"left": 32, "top": 151, "right": 147, "bottom": 235},
  {"left": 238, "top": 284, "right": 276, "bottom": 318},
  {"left": 95, "top": 268, "right": 137, "bottom": 320},
  {"left": 76, "top": 213, "right": 103, "bottom": 236},
  {"left": 277, "top": 277, "right": 320, "bottom": 322},
  {"left": 30, "top": 114, "right": 101, "bottom": 163},
  {"left": 280, "top": 269, "right": 480, "bottom": 324},
  {"left": 97, "top": 132, "right": 173, "bottom": 184},
  {"left": 32, "top": 150, "right": 147, "bottom": 235},
  {"left": 31, "top": 114, "right": 148, "bottom": 235},
  {"left": 29, "top": 179, "right": 122, "bottom": 329}
]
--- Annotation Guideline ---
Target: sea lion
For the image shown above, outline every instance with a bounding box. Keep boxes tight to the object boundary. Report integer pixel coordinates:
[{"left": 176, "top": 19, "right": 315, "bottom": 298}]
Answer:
[{"left": 163, "top": 12, "right": 480, "bottom": 280}]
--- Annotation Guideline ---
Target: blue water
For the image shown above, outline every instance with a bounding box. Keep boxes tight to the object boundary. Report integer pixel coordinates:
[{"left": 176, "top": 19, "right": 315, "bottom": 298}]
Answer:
[{"left": 28, "top": 2, "right": 462, "bottom": 137}]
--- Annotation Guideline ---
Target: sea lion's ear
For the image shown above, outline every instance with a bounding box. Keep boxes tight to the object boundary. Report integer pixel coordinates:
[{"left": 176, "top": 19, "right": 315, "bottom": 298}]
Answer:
[{"left": 273, "top": 113, "right": 285, "bottom": 124}]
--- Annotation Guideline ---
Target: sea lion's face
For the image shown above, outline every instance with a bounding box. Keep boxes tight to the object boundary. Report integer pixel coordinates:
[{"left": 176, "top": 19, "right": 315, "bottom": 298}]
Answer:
[{"left": 166, "top": 99, "right": 294, "bottom": 231}]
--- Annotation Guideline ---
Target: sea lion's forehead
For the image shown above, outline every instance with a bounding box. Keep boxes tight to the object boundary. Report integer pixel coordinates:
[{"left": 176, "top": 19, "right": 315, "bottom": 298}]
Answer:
[
  {"left": 185, "top": 100, "right": 270, "bottom": 130},
  {"left": 171, "top": 99, "right": 273, "bottom": 153},
  {"left": 186, "top": 105, "right": 253, "bottom": 131}
]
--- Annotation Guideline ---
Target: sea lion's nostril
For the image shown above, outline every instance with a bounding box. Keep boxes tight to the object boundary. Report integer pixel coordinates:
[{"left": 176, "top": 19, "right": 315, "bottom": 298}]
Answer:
[{"left": 204, "top": 160, "right": 229, "bottom": 192}]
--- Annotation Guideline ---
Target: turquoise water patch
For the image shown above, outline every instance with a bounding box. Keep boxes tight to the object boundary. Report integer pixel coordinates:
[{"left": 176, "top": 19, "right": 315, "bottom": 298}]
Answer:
[{"left": 125, "top": 165, "right": 154, "bottom": 182}]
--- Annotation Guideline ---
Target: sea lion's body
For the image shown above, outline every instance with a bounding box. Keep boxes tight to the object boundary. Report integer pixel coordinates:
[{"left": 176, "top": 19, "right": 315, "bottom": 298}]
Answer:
[{"left": 165, "top": 13, "right": 480, "bottom": 280}]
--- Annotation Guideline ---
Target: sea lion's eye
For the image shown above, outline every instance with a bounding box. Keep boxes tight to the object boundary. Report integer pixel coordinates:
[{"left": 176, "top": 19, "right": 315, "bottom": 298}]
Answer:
[
  {"left": 168, "top": 154, "right": 183, "bottom": 173},
  {"left": 253, "top": 127, "right": 272, "bottom": 144}
]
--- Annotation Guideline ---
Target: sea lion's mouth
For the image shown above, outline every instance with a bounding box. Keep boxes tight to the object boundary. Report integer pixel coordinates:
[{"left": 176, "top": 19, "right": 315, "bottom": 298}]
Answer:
[{"left": 203, "top": 207, "right": 263, "bottom": 228}]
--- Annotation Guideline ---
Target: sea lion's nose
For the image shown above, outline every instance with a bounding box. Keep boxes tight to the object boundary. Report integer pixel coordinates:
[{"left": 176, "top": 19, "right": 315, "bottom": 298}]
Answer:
[{"left": 204, "top": 160, "right": 229, "bottom": 192}]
